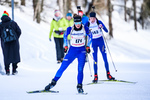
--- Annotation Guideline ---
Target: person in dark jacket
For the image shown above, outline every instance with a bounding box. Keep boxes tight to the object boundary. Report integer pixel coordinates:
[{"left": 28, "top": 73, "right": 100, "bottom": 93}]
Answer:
[{"left": 0, "top": 11, "right": 21, "bottom": 75}]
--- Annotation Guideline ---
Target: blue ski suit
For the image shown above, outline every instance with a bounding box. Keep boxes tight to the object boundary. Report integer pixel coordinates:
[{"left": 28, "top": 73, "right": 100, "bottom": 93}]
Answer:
[
  {"left": 53, "top": 25, "right": 92, "bottom": 84},
  {"left": 85, "top": 19, "right": 109, "bottom": 74},
  {"left": 82, "top": 15, "right": 89, "bottom": 25}
]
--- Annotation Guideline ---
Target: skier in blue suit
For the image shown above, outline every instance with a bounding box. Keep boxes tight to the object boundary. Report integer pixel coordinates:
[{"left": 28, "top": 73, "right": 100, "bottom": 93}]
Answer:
[
  {"left": 78, "top": 10, "right": 89, "bottom": 25},
  {"left": 45, "top": 15, "right": 92, "bottom": 93},
  {"left": 85, "top": 12, "right": 115, "bottom": 83}
]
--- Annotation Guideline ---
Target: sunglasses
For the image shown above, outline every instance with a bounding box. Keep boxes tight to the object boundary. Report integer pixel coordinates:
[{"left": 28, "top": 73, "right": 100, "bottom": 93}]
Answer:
[{"left": 74, "top": 22, "right": 81, "bottom": 25}]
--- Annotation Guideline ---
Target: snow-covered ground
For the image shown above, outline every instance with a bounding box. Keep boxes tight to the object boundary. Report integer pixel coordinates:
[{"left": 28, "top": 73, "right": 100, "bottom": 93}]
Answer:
[{"left": 0, "top": 2, "right": 150, "bottom": 100}]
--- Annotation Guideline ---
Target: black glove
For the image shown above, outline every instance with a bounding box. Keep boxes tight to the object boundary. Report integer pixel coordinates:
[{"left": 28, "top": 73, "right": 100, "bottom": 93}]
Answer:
[
  {"left": 64, "top": 46, "right": 68, "bottom": 53},
  {"left": 86, "top": 46, "right": 90, "bottom": 53}
]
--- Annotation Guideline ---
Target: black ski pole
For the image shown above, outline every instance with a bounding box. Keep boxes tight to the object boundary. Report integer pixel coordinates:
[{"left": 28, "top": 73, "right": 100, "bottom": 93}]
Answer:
[
  {"left": 88, "top": 53, "right": 97, "bottom": 64},
  {"left": 87, "top": 53, "right": 92, "bottom": 77},
  {"left": 101, "top": 30, "right": 117, "bottom": 72}
]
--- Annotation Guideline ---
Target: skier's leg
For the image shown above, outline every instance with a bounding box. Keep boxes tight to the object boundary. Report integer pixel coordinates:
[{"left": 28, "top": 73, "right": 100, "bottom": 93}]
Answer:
[
  {"left": 54, "top": 38, "right": 61, "bottom": 62},
  {"left": 92, "top": 45, "right": 98, "bottom": 75},
  {"left": 77, "top": 50, "right": 86, "bottom": 84},
  {"left": 92, "top": 45, "right": 98, "bottom": 82},
  {"left": 99, "top": 38, "right": 115, "bottom": 80},
  {"left": 99, "top": 42, "right": 109, "bottom": 72},
  {"left": 53, "top": 52, "right": 76, "bottom": 81},
  {"left": 59, "top": 38, "right": 64, "bottom": 61},
  {"left": 77, "top": 50, "right": 86, "bottom": 93},
  {"left": 45, "top": 47, "right": 77, "bottom": 90},
  {"left": 4, "top": 62, "right": 10, "bottom": 75},
  {"left": 12, "top": 63, "right": 18, "bottom": 75}
]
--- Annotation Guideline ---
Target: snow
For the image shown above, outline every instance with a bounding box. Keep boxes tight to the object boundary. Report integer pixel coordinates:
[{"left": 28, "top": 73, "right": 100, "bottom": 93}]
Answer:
[{"left": 0, "top": 1, "right": 150, "bottom": 100}]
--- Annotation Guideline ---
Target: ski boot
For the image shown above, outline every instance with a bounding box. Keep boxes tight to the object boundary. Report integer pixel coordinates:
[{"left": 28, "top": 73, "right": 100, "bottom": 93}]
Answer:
[
  {"left": 107, "top": 71, "right": 115, "bottom": 80},
  {"left": 12, "top": 69, "right": 18, "bottom": 75},
  {"left": 6, "top": 69, "right": 10, "bottom": 76},
  {"left": 57, "top": 60, "right": 61, "bottom": 64},
  {"left": 92, "top": 74, "right": 98, "bottom": 83},
  {"left": 45, "top": 79, "right": 57, "bottom": 91},
  {"left": 77, "top": 84, "right": 84, "bottom": 93}
]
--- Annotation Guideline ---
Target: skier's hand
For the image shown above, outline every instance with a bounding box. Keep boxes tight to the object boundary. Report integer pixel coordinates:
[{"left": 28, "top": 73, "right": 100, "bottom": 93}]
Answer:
[
  {"left": 49, "top": 38, "right": 51, "bottom": 41},
  {"left": 64, "top": 46, "right": 68, "bottom": 53},
  {"left": 99, "top": 24, "right": 103, "bottom": 29},
  {"left": 59, "top": 27, "right": 63, "bottom": 31},
  {"left": 86, "top": 46, "right": 90, "bottom": 53}
]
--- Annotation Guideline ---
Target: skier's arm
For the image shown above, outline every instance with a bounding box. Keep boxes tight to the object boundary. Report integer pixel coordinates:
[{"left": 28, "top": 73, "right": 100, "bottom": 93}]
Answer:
[
  {"left": 64, "top": 27, "right": 71, "bottom": 46},
  {"left": 14, "top": 21, "right": 21, "bottom": 38},
  {"left": 98, "top": 20, "right": 108, "bottom": 33},
  {"left": 84, "top": 26, "right": 92, "bottom": 47},
  {"left": 49, "top": 20, "right": 54, "bottom": 39}
]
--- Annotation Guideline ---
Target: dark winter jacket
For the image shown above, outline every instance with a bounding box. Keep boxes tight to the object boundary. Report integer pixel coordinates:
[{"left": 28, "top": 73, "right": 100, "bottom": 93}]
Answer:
[{"left": 0, "top": 15, "right": 21, "bottom": 64}]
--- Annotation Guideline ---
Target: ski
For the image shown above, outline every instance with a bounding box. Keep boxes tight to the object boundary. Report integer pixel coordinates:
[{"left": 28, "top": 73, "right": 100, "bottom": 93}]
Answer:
[
  {"left": 85, "top": 81, "right": 104, "bottom": 85},
  {"left": 27, "top": 90, "right": 59, "bottom": 94},
  {"left": 98, "top": 80, "right": 137, "bottom": 84}
]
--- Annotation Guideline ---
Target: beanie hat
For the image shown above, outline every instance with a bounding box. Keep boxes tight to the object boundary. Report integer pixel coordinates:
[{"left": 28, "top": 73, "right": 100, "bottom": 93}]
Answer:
[
  {"left": 74, "top": 15, "right": 81, "bottom": 22},
  {"left": 66, "top": 13, "right": 72, "bottom": 17},
  {"left": 54, "top": 10, "right": 60, "bottom": 15},
  {"left": 90, "top": 12, "right": 96, "bottom": 17},
  {"left": 78, "top": 10, "right": 83, "bottom": 16},
  {"left": 2, "top": 11, "right": 9, "bottom": 16}
]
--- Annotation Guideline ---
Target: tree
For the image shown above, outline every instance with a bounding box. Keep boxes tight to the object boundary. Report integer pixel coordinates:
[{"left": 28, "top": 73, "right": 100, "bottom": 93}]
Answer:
[
  {"left": 58, "top": 0, "right": 63, "bottom": 15},
  {"left": 107, "top": 0, "right": 113, "bottom": 38},
  {"left": 85, "top": 0, "right": 95, "bottom": 16},
  {"left": 124, "top": 0, "right": 127, "bottom": 21},
  {"left": 63, "top": 0, "right": 71, "bottom": 17},
  {"left": 33, "top": 0, "right": 41, "bottom": 23},
  {"left": 21, "top": 0, "right": 25, "bottom": 6},
  {"left": 5, "top": 0, "right": 9, "bottom": 2},
  {"left": 133, "top": 0, "right": 137, "bottom": 31},
  {"left": 141, "top": 0, "right": 150, "bottom": 29},
  {"left": 41, "top": 0, "right": 44, "bottom": 12}
]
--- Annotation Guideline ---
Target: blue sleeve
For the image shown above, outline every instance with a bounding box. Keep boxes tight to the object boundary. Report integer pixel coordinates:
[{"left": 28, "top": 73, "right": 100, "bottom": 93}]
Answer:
[
  {"left": 84, "top": 26, "right": 92, "bottom": 47},
  {"left": 82, "top": 16, "right": 89, "bottom": 25},
  {"left": 98, "top": 20, "right": 108, "bottom": 33},
  {"left": 64, "top": 27, "right": 72, "bottom": 46},
  {"left": 84, "top": 22, "right": 89, "bottom": 27}
]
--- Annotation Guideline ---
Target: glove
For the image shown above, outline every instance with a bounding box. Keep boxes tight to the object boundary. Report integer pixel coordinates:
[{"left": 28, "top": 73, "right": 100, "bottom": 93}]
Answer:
[
  {"left": 64, "top": 46, "right": 68, "bottom": 53},
  {"left": 99, "top": 24, "right": 103, "bottom": 29},
  {"left": 86, "top": 46, "right": 90, "bottom": 53},
  {"left": 59, "top": 27, "right": 63, "bottom": 31},
  {"left": 49, "top": 38, "right": 51, "bottom": 41}
]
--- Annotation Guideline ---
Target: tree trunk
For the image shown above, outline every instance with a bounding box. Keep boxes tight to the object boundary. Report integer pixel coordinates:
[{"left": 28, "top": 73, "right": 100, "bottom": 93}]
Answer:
[
  {"left": 64, "top": 0, "right": 72, "bottom": 16},
  {"left": 75, "top": 0, "right": 78, "bottom": 7},
  {"left": 124, "top": 0, "right": 127, "bottom": 21},
  {"left": 107, "top": 0, "right": 113, "bottom": 38},
  {"left": 83, "top": 0, "right": 88, "bottom": 8},
  {"left": 85, "top": 0, "right": 95, "bottom": 16},
  {"left": 41, "top": 0, "right": 44, "bottom": 12},
  {"left": 21, "top": 0, "right": 25, "bottom": 6},
  {"left": 141, "top": 3, "right": 144, "bottom": 29},
  {"left": 5, "top": 0, "right": 9, "bottom": 2},
  {"left": 33, "top": 0, "right": 37, "bottom": 14},
  {"left": 133, "top": 0, "right": 137, "bottom": 31},
  {"left": 58, "top": 0, "right": 63, "bottom": 14},
  {"left": 33, "top": 0, "right": 41, "bottom": 23}
]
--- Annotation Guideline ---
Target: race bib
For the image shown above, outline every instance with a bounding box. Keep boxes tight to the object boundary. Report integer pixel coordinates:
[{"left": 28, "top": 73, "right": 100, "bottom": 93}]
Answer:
[
  {"left": 89, "top": 24, "right": 102, "bottom": 39},
  {"left": 70, "top": 28, "right": 86, "bottom": 47}
]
